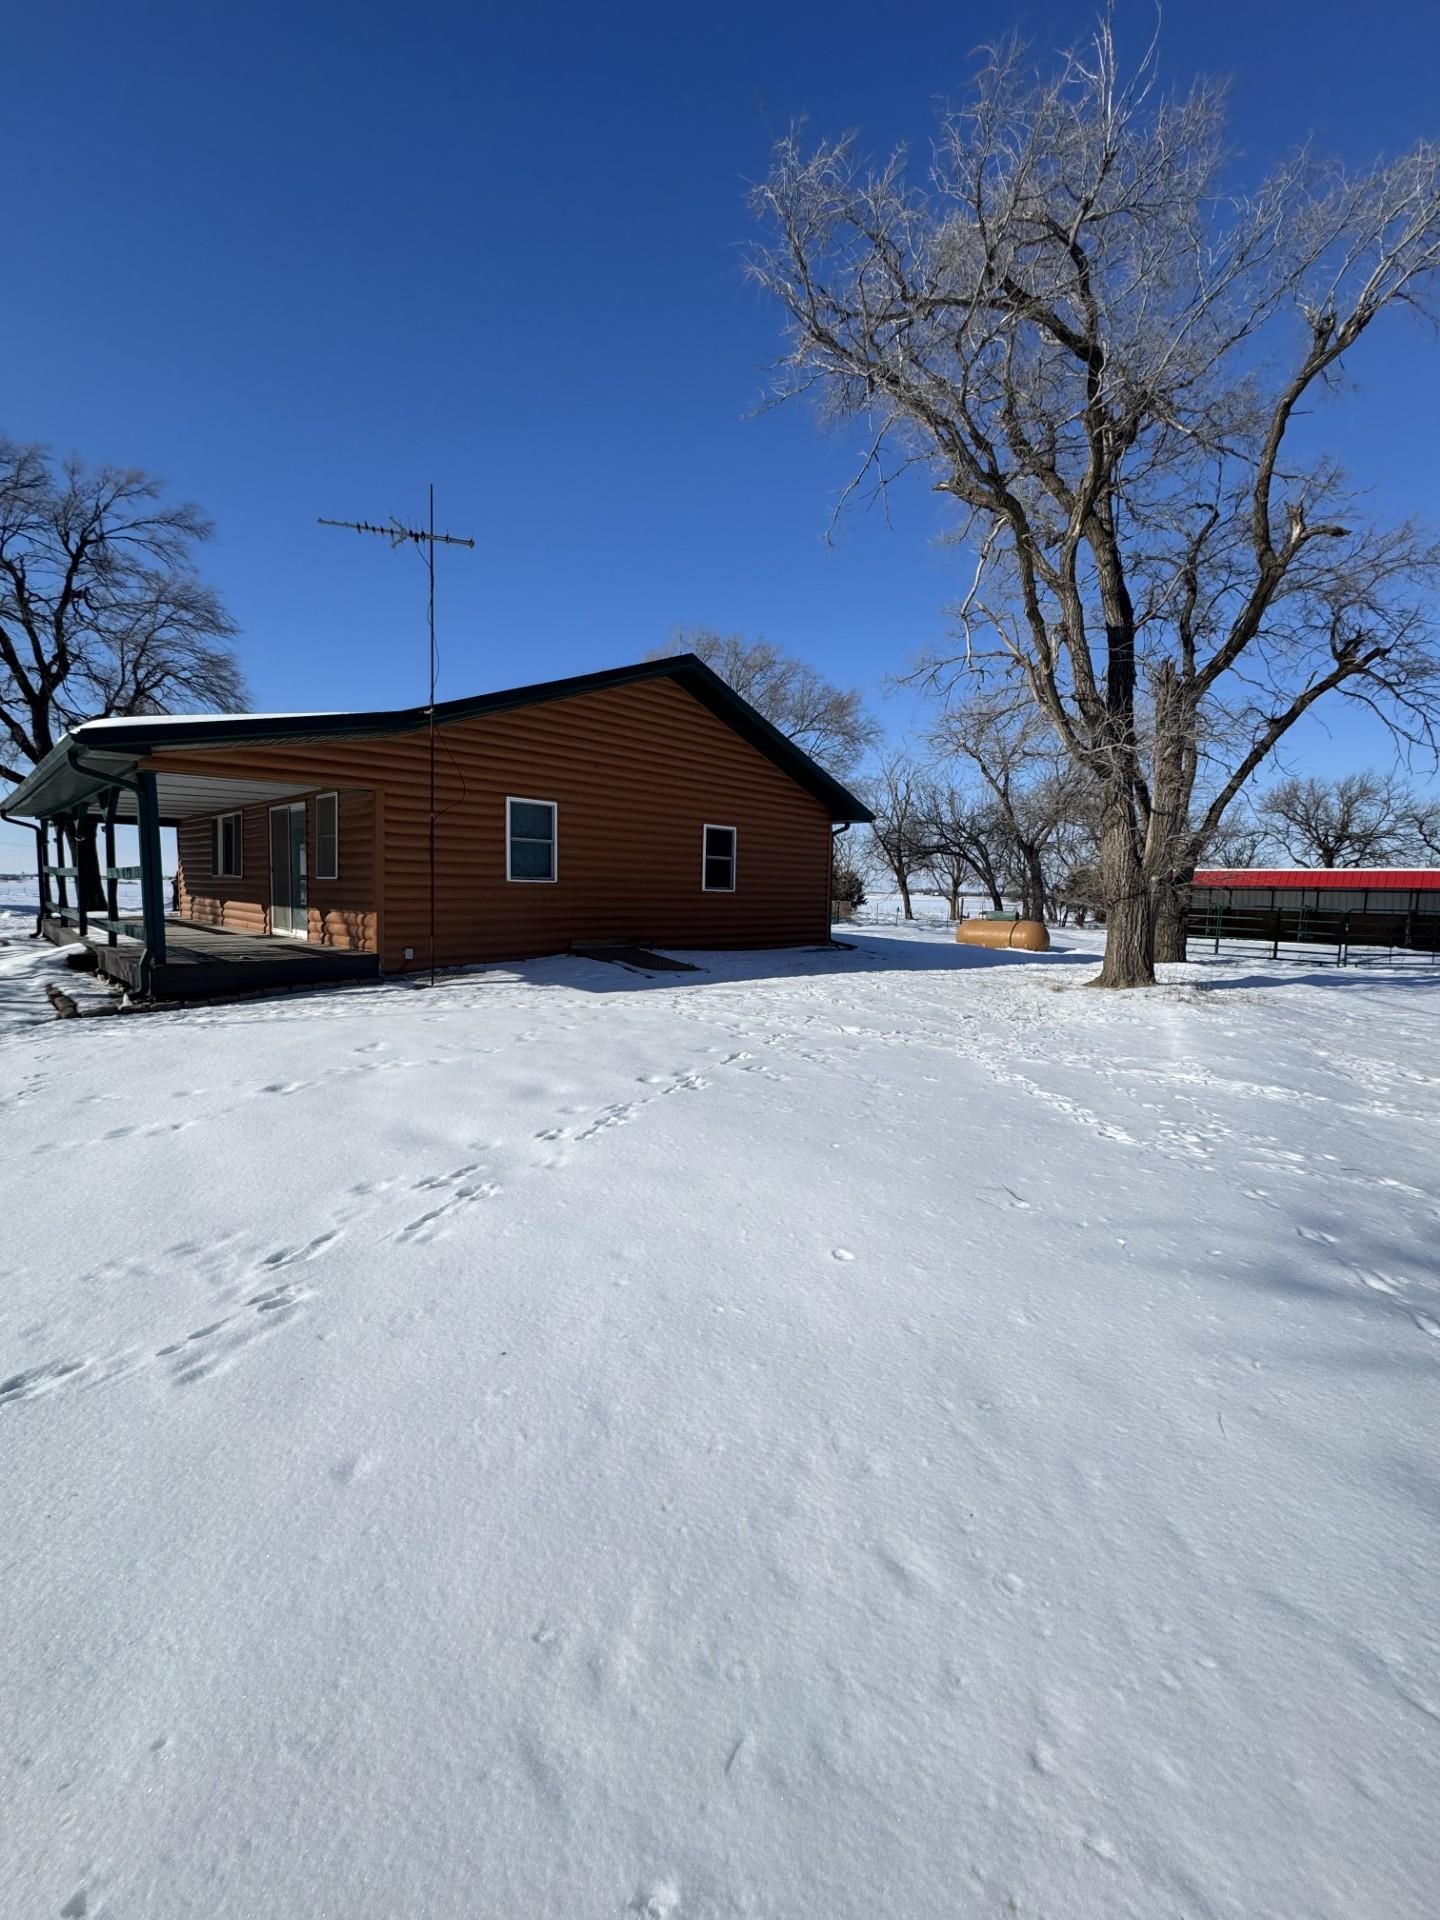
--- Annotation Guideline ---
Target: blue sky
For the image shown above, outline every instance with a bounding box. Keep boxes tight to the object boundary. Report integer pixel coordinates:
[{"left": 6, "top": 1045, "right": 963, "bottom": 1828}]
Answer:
[{"left": 5, "top": 0, "right": 1440, "bottom": 866}]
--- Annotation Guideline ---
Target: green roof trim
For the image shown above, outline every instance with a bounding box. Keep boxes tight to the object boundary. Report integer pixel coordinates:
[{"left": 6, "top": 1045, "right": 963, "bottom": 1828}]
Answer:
[{"left": 1, "top": 654, "right": 874, "bottom": 824}]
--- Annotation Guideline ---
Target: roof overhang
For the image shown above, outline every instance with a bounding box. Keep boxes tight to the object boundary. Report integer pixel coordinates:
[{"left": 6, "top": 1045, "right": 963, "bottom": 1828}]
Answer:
[
  {"left": 0, "top": 744, "right": 317, "bottom": 824},
  {"left": 1, "top": 655, "right": 875, "bottom": 825}
]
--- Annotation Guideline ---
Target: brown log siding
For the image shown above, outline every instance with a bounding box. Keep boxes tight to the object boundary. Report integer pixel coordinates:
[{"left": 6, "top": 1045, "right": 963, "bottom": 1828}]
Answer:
[
  {"left": 176, "top": 789, "right": 376, "bottom": 950},
  {"left": 163, "top": 678, "right": 833, "bottom": 971}
]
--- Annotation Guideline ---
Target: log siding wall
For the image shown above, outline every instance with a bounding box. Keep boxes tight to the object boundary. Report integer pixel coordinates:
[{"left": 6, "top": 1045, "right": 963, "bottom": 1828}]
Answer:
[
  {"left": 164, "top": 678, "right": 834, "bottom": 971},
  {"left": 176, "top": 789, "right": 376, "bottom": 951}
]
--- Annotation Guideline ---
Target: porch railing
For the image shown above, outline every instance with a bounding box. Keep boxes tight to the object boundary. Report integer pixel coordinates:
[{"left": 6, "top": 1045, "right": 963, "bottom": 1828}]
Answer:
[{"left": 34, "top": 769, "right": 167, "bottom": 990}]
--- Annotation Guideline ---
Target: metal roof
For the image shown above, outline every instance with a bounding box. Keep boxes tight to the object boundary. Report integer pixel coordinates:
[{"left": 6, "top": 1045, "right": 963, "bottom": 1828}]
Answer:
[
  {"left": 1194, "top": 868, "right": 1440, "bottom": 893},
  {"left": 1, "top": 654, "right": 874, "bottom": 825}
]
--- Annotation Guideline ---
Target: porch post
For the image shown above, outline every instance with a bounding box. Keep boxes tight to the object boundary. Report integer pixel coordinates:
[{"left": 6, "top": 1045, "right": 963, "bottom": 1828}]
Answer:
[
  {"left": 54, "top": 820, "right": 70, "bottom": 917},
  {"left": 72, "top": 812, "right": 89, "bottom": 940},
  {"left": 135, "top": 769, "right": 167, "bottom": 972},
  {"left": 35, "top": 824, "right": 50, "bottom": 931},
  {"left": 103, "top": 787, "right": 120, "bottom": 948}
]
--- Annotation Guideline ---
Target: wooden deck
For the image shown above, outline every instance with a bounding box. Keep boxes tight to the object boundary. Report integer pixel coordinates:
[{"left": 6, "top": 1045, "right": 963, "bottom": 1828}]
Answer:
[{"left": 42, "top": 915, "right": 380, "bottom": 999}]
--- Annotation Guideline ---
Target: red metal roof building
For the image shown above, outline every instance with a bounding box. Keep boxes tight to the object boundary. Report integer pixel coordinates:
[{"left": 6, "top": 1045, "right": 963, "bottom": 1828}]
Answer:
[
  {"left": 1195, "top": 868, "right": 1440, "bottom": 893},
  {"left": 1188, "top": 868, "right": 1440, "bottom": 960}
]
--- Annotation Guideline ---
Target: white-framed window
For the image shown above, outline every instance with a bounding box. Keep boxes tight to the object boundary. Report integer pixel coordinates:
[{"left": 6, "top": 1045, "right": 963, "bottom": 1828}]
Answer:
[
  {"left": 315, "top": 791, "right": 339, "bottom": 880},
  {"left": 507, "top": 796, "right": 558, "bottom": 882},
  {"left": 702, "top": 823, "right": 737, "bottom": 892},
  {"left": 214, "top": 811, "right": 243, "bottom": 879}
]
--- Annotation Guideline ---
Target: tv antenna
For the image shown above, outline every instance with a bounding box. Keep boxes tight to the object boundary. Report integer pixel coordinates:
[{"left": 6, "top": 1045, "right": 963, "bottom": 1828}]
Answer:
[{"left": 320, "top": 486, "right": 475, "bottom": 987}]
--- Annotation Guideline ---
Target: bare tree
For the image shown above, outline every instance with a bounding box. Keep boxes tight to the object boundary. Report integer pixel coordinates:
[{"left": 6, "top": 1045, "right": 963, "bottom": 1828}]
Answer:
[
  {"left": 830, "top": 837, "right": 869, "bottom": 918},
  {"left": 864, "top": 752, "right": 928, "bottom": 916},
  {"left": 1398, "top": 792, "right": 1440, "bottom": 860},
  {"left": 749, "top": 19, "right": 1440, "bottom": 984},
  {"left": 654, "top": 628, "right": 878, "bottom": 775},
  {"left": 917, "top": 780, "right": 1008, "bottom": 914},
  {"left": 927, "top": 691, "right": 1089, "bottom": 920},
  {"left": 1203, "top": 807, "right": 1270, "bottom": 870},
  {"left": 0, "top": 439, "right": 244, "bottom": 903},
  {"left": 1257, "top": 771, "right": 1410, "bottom": 867},
  {"left": 0, "top": 439, "right": 244, "bottom": 788}
]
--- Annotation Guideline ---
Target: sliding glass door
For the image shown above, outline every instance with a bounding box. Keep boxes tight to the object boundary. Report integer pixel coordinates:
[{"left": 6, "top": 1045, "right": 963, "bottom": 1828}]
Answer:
[{"left": 268, "top": 803, "right": 308, "bottom": 938}]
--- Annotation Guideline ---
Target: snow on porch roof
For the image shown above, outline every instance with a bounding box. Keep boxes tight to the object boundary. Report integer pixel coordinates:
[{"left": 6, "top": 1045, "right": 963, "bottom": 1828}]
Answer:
[
  {"left": 1194, "top": 868, "right": 1440, "bottom": 892},
  {"left": 0, "top": 655, "right": 873, "bottom": 825},
  {"left": 76, "top": 710, "right": 343, "bottom": 730}
]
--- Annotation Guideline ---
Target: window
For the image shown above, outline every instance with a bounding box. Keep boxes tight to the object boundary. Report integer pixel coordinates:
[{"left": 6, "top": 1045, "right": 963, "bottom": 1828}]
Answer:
[
  {"left": 702, "top": 824, "right": 737, "bottom": 893},
  {"left": 316, "top": 792, "right": 339, "bottom": 880},
  {"left": 507, "top": 797, "right": 557, "bottom": 882},
  {"left": 213, "top": 812, "right": 242, "bottom": 879}
]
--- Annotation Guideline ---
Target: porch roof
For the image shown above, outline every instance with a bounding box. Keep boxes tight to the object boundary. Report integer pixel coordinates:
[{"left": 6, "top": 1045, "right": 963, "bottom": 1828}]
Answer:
[
  {"left": 0, "top": 653, "right": 875, "bottom": 825},
  {"left": 0, "top": 743, "right": 318, "bottom": 823}
]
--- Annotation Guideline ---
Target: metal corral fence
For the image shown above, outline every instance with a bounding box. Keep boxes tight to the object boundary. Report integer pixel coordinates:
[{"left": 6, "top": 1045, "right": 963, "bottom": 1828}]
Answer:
[
  {"left": 838, "top": 895, "right": 1023, "bottom": 931},
  {"left": 1187, "top": 886, "right": 1440, "bottom": 967}
]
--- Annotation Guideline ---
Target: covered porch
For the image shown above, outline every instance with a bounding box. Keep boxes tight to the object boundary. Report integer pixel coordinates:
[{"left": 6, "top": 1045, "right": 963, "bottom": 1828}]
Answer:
[
  {"left": 8, "top": 735, "right": 380, "bottom": 1000},
  {"left": 38, "top": 911, "right": 379, "bottom": 998}
]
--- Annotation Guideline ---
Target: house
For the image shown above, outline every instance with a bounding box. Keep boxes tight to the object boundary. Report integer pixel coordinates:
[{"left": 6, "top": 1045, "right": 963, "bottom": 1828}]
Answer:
[{"left": 1, "top": 654, "right": 872, "bottom": 998}]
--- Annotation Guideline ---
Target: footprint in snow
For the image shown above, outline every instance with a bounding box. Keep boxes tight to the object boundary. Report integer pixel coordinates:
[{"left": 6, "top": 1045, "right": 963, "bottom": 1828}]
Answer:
[
  {"left": 978, "top": 1186, "right": 1033, "bottom": 1211},
  {"left": 629, "top": 1884, "right": 681, "bottom": 1919},
  {"left": 163, "top": 1284, "right": 307, "bottom": 1384},
  {"left": 258, "top": 1229, "right": 340, "bottom": 1270},
  {"left": 0, "top": 1357, "right": 87, "bottom": 1405},
  {"left": 330, "top": 1453, "right": 375, "bottom": 1485},
  {"left": 831, "top": 1248, "right": 856, "bottom": 1262},
  {"left": 1357, "top": 1270, "right": 1403, "bottom": 1296}
]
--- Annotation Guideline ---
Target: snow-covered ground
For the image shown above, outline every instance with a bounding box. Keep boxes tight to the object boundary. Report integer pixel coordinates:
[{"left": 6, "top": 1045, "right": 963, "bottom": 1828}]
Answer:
[{"left": 2, "top": 911, "right": 1438, "bottom": 1919}]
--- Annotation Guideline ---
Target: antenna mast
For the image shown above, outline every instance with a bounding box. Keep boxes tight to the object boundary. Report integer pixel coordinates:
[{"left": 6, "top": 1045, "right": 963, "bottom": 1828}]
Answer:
[{"left": 319, "top": 490, "right": 475, "bottom": 987}]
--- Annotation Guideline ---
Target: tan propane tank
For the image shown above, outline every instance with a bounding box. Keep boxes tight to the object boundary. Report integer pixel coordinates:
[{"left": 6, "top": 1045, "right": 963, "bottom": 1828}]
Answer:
[{"left": 955, "top": 918, "right": 1051, "bottom": 952}]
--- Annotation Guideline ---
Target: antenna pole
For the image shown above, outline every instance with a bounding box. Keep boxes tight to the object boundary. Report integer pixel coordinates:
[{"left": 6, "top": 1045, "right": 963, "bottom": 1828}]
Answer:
[
  {"left": 319, "top": 499, "right": 474, "bottom": 988},
  {"left": 427, "top": 482, "right": 437, "bottom": 989}
]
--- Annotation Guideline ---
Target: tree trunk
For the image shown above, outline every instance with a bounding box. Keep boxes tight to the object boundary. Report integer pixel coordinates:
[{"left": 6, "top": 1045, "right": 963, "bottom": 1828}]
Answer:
[
  {"left": 1094, "top": 792, "right": 1155, "bottom": 988},
  {"left": 75, "top": 817, "right": 106, "bottom": 910},
  {"left": 897, "top": 871, "right": 913, "bottom": 918},
  {"left": 1019, "top": 847, "right": 1047, "bottom": 923},
  {"left": 1144, "top": 668, "right": 1198, "bottom": 967},
  {"left": 1152, "top": 876, "right": 1191, "bottom": 964}
]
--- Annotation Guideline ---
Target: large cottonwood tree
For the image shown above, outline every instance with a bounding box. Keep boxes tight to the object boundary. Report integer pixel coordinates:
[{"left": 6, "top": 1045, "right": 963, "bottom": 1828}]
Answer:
[
  {"left": 0, "top": 438, "right": 244, "bottom": 789},
  {"left": 655, "top": 628, "right": 878, "bottom": 775},
  {"left": 749, "top": 20, "right": 1440, "bottom": 983}
]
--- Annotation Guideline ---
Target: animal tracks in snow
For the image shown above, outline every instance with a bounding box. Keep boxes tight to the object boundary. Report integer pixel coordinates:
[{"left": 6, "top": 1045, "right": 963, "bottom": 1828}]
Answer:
[
  {"left": 258, "top": 1229, "right": 342, "bottom": 1270},
  {"left": 159, "top": 1280, "right": 308, "bottom": 1386},
  {"left": 532, "top": 1065, "right": 713, "bottom": 1160},
  {"left": 1, "top": 1049, "right": 755, "bottom": 1411},
  {"left": 395, "top": 1164, "right": 502, "bottom": 1244},
  {"left": 30, "top": 1115, "right": 195, "bottom": 1157},
  {"left": 0, "top": 1356, "right": 88, "bottom": 1406},
  {"left": 0, "top": 1226, "right": 348, "bottom": 1407}
]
